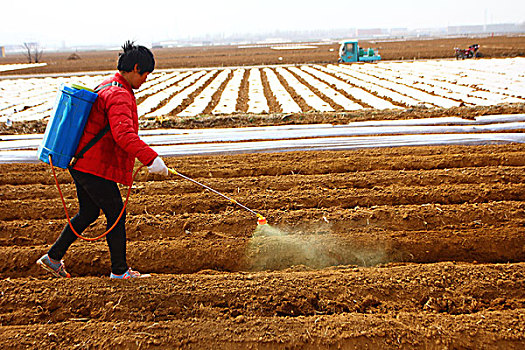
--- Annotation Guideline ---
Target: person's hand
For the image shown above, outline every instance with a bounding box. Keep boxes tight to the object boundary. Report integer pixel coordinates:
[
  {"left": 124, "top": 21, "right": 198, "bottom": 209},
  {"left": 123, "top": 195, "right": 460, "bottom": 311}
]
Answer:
[{"left": 148, "top": 157, "right": 168, "bottom": 176}]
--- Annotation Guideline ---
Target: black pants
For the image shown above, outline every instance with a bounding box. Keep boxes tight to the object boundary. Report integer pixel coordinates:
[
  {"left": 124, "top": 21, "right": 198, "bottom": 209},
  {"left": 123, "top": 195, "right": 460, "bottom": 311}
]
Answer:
[{"left": 47, "top": 168, "right": 128, "bottom": 275}]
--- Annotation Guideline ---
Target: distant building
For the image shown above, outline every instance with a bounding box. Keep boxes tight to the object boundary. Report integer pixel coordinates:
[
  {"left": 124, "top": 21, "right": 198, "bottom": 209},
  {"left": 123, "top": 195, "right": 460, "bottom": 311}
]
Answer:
[
  {"left": 447, "top": 25, "right": 484, "bottom": 35},
  {"left": 389, "top": 28, "right": 409, "bottom": 36},
  {"left": 356, "top": 28, "right": 383, "bottom": 37},
  {"left": 485, "top": 23, "right": 523, "bottom": 33},
  {"left": 447, "top": 23, "right": 523, "bottom": 35}
]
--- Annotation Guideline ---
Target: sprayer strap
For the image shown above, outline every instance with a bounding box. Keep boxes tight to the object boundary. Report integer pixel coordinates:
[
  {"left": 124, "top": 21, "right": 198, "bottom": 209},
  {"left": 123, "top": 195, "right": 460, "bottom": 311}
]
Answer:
[
  {"left": 68, "top": 82, "right": 123, "bottom": 168},
  {"left": 70, "top": 124, "right": 111, "bottom": 166},
  {"left": 94, "top": 81, "right": 123, "bottom": 93}
]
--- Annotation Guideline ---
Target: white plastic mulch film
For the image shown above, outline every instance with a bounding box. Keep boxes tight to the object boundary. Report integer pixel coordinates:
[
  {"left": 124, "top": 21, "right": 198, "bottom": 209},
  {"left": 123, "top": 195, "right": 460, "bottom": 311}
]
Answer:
[
  {"left": 1, "top": 114, "right": 525, "bottom": 163},
  {"left": 1, "top": 57, "right": 524, "bottom": 123}
]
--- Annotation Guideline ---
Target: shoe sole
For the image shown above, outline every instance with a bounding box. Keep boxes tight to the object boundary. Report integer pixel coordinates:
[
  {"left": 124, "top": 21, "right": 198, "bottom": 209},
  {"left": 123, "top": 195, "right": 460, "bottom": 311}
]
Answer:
[{"left": 37, "top": 259, "right": 68, "bottom": 278}]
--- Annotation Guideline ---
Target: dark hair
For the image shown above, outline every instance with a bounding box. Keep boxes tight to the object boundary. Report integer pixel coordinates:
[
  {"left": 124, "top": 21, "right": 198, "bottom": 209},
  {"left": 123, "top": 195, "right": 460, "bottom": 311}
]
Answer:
[{"left": 117, "top": 40, "right": 155, "bottom": 74}]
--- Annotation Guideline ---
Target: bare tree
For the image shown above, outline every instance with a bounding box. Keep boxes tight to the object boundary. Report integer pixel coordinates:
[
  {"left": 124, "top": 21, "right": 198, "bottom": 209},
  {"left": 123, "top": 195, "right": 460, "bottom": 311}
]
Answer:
[{"left": 23, "top": 42, "right": 43, "bottom": 63}]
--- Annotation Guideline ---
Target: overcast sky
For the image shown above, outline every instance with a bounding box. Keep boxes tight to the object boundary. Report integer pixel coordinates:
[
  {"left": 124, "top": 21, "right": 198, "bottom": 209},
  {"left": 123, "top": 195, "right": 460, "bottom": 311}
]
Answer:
[{"left": 1, "top": 0, "right": 523, "bottom": 47}]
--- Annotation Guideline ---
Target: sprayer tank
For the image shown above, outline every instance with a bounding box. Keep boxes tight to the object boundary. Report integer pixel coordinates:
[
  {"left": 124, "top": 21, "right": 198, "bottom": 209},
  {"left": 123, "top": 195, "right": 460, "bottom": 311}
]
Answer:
[{"left": 37, "top": 84, "right": 98, "bottom": 169}]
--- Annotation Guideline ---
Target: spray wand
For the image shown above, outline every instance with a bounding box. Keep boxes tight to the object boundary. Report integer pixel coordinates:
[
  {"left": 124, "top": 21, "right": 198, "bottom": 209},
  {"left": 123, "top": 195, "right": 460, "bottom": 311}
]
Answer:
[{"left": 168, "top": 168, "right": 267, "bottom": 225}]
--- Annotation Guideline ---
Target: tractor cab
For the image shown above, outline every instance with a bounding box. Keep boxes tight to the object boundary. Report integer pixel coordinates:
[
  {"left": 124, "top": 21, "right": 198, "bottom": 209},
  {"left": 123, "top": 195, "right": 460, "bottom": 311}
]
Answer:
[{"left": 339, "top": 40, "right": 381, "bottom": 63}]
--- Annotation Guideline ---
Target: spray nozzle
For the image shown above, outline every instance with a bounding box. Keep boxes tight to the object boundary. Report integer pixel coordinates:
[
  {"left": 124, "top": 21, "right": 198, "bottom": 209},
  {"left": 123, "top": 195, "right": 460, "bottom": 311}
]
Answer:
[{"left": 257, "top": 216, "right": 267, "bottom": 225}]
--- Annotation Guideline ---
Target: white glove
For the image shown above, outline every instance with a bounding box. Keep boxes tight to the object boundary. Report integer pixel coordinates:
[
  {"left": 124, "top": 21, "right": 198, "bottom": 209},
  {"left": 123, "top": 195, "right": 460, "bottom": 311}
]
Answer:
[{"left": 148, "top": 156, "right": 168, "bottom": 176}]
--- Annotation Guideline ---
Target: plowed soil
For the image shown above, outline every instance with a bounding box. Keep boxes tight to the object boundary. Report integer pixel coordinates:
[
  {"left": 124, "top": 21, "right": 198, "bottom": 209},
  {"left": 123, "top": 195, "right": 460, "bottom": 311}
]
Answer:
[
  {"left": 1, "top": 36, "right": 525, "bottom": 349},
  {"left": 2, "top": 144, "right": 525, "bottom": 349}
]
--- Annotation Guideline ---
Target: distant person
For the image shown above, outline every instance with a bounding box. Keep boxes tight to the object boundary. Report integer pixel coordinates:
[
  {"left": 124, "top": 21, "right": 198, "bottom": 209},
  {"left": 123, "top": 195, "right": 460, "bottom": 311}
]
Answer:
[{"left": 37, "top": 41, "right": 168, "bottom": 279}]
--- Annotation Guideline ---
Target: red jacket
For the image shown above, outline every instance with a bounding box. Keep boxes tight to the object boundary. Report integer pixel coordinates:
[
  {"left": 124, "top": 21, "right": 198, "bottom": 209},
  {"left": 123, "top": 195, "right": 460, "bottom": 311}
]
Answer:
[{"left": 72, "top": 73, "right": 158, "bottom": 186}]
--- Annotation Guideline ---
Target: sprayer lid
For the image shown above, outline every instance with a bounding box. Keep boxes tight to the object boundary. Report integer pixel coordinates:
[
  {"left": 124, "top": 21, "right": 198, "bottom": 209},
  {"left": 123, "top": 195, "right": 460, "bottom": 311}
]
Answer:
[
  {"left": 61, "top": 84, "right": 98, "bottom": 103},
  {"left": 71, "top": 84, "right": 94, "bottom": 92}
]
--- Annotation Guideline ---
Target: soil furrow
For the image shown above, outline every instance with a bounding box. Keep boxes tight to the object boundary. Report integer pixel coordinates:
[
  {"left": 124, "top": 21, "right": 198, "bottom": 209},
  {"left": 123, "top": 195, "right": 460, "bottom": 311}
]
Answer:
[
  {"left": 0, "top": 310, "right": 523, "bottom": 349},
  {"left": 2, "top": 181, "right": 524, "bottom": 222},
  {"left": 260, "top": 68, "right": 282, "bottom": 113},
  {"left": 235, "top": 69, "right": 250, "bottom": 112},
  {"left": 2, "top": 225, "right": 525, "bottom": 278},
  {"left": 273, "top": 67, "right": 311, "bottom": 112},
  {"left": 202, "top": 69, "right": 234, "bottom": 115},
  {"left": 1, "top": 200, "right": 525, "bottom": 245},
  {"left": 168, "top": 70, "right": 220, "bottom": 117},
  {"left": 3, "top": 165, "right": 525, "bottom": 201},
  {"left": 2, "top": 144, "right": 524, "bottom": 186},
  {"left": 1, "top": 263, "right": 524, "bottom": 322},
  {"left": 285, "top": 67, "right": 344, "bottom": 111}
]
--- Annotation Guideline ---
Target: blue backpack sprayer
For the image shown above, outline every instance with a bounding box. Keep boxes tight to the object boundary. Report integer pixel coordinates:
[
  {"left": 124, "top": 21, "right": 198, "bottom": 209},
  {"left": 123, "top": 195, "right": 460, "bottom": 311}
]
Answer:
[
  {"left": 38, "top": 84, "right": 267, "bottom": 241},
  {"left": 37, "top": 82, "right": 141, "bottom": 241},
  {"left": 37, "top": 83, "right": 119, "bottom": 169}
]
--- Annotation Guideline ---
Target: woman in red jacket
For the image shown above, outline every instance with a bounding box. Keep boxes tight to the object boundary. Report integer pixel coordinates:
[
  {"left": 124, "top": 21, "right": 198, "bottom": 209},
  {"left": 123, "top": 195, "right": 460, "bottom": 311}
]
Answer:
[{"left": 37, "top": 41, "right": 168, "bottom": 279}]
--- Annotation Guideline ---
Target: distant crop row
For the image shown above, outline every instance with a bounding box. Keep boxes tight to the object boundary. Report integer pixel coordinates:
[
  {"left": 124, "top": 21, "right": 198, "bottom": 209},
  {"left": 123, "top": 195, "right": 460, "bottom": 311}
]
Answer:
[{"left": 1, "top": 58, "right": 524, "bottom": 123}]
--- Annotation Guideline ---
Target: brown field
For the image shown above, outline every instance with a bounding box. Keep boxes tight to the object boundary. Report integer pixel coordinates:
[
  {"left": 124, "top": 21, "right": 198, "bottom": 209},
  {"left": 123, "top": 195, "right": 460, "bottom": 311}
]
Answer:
[
  {"left": 1, "top": 35, "right": 525, "bottom": 349},
  {"left": 1, "top": 35, "right": 525, "bottom": 75}
]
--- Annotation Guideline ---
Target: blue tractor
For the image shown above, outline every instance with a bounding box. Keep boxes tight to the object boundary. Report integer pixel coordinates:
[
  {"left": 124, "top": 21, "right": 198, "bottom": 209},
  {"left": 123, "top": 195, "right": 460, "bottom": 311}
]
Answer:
[{"left": 338, "top": 40, "right": 381, "bottom": 63}]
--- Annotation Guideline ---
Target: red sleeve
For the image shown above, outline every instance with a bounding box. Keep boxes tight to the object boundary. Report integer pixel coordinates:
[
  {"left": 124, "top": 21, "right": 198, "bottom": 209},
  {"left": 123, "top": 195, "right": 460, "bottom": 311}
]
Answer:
[{"left": 105, "top": 89, "right": 158, "bottom": 166}]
